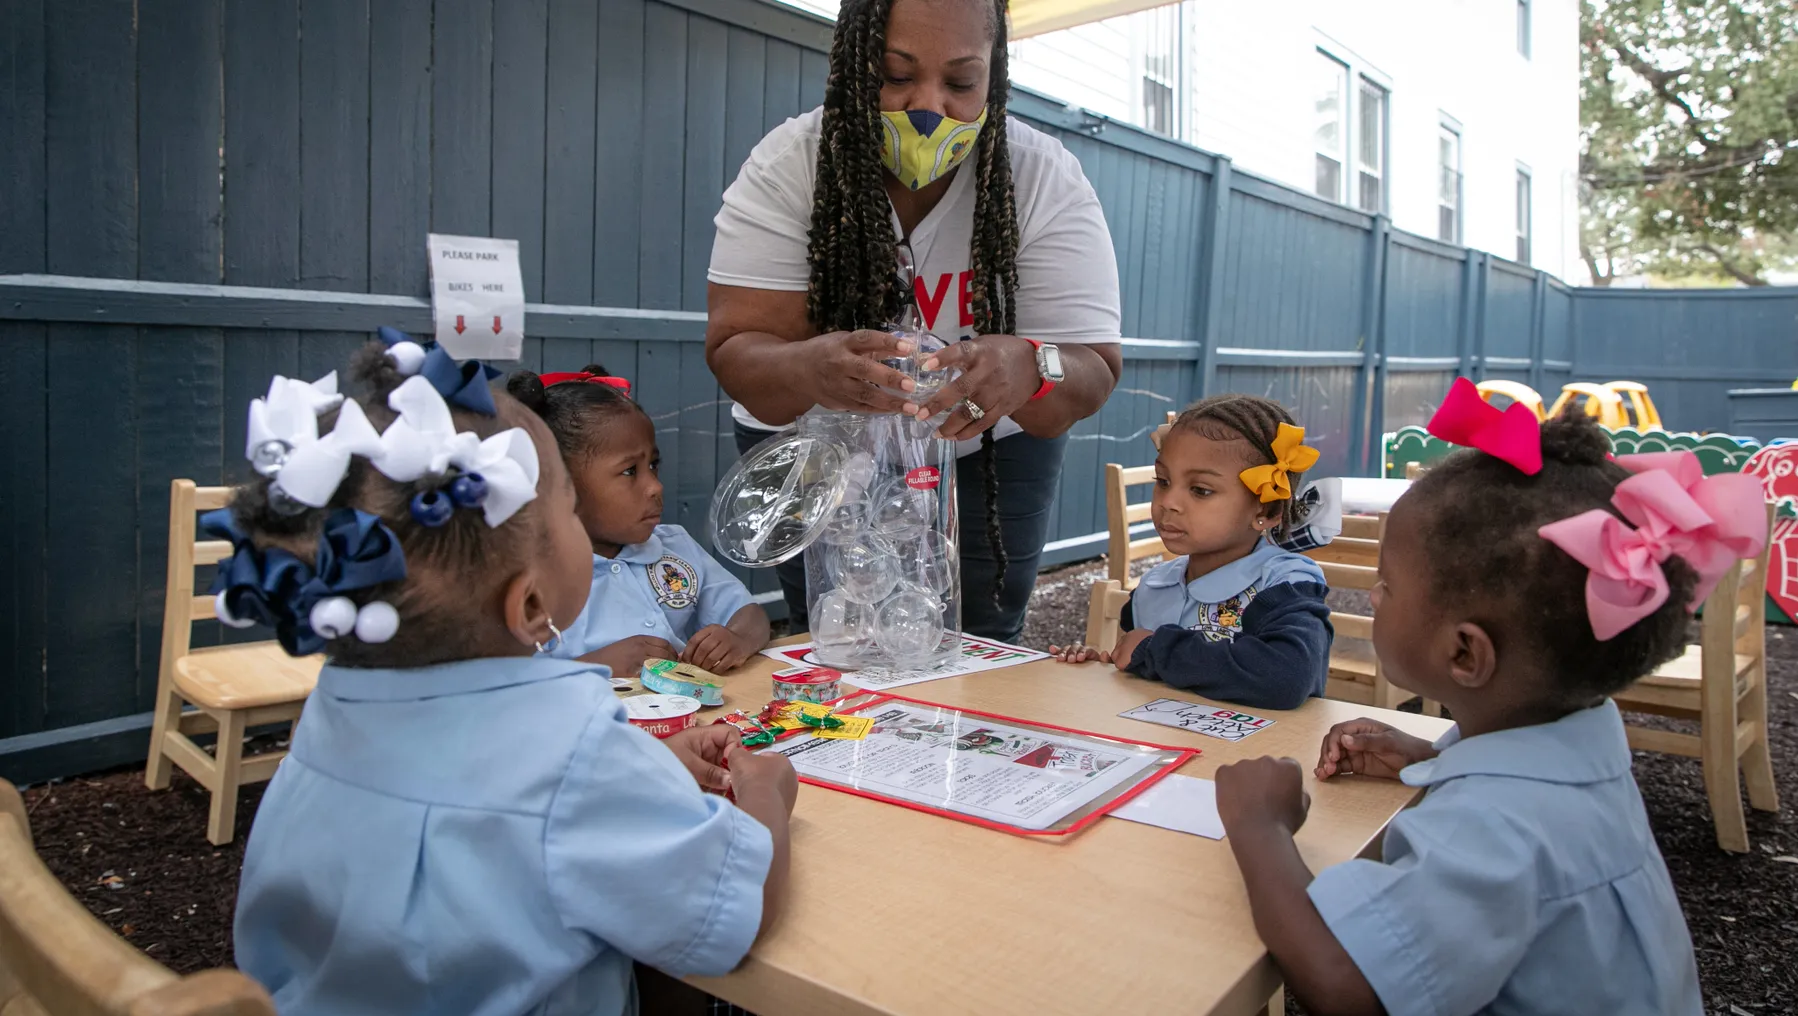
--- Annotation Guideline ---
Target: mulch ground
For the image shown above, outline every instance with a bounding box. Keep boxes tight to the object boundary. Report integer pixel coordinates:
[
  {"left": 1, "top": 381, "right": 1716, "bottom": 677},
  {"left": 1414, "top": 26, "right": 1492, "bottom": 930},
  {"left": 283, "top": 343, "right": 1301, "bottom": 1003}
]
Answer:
[{"left": 18, "top": 558, "right": 1798, "bottom": 1014}]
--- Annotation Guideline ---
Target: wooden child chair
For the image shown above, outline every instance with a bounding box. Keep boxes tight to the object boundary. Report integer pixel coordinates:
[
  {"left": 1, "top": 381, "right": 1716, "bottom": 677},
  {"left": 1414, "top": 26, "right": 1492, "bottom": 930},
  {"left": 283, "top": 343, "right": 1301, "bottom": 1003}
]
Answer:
[
  {"left": 1612, "top": 502, "right": 1779, "bottom": 853},
  {"left": 145, "top": 480, "right": 323, "bottom": 845},
  {"left": 1304, "top": 514, "right": 1435, "bottom": 713},
  {"left": 1103, "top": 463, "right": 1165, "bottom": 590},
  {"left": 1084, "top": 579, "right": 1133, "bottom": 652},
  {"left": 0, "top": 779, "right": 277, "bottom": 1015}
]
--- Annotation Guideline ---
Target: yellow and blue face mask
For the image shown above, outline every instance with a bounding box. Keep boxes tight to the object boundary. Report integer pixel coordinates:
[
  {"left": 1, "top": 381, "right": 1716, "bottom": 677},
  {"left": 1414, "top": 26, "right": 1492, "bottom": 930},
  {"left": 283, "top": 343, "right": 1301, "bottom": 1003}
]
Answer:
[{"left": 879, "top": 107, "right": 988, "bottom": 191}]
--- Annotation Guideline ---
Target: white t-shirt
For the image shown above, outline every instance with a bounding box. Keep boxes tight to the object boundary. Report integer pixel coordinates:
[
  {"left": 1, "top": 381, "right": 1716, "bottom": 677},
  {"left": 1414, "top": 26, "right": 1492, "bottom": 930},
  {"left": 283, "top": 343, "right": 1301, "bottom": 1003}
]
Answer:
[{"left": 709, "top": 107, "right": 1122, "bottom": 457}]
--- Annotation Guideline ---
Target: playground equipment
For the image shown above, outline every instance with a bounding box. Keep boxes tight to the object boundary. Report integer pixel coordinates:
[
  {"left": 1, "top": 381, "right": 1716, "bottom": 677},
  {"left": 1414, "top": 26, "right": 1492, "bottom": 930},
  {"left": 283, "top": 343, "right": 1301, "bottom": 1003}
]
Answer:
[
  {"left": 1474, "top": 380, "right": 1546, "bottom": 420},
  {"left": 1547, "top": 383, "right": 1630, "bottom": 428},
  {"left": 1602, "top": 381, "right": 1664, "bottom": 430}
]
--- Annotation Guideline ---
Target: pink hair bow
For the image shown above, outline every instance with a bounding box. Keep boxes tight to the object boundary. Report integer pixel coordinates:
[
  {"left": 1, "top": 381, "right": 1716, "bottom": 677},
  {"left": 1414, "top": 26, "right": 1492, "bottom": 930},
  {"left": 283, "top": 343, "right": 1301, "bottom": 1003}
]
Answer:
[
  {"left": 1426, "top": 378, "right": 1542, "bottom": 475},
  {"left": 1538, "top": 451, "right": 1767, "bottom": 640}
]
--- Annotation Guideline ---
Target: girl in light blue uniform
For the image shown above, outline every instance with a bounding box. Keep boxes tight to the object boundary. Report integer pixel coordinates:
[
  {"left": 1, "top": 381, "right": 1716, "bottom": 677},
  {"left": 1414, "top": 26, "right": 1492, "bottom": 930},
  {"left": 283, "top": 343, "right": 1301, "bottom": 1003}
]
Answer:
[
  {"left": 508, "top": 367, "right": 771, "bottom": 677},
  {"left": 229, "top": 339, "right": 797, "bottom": 1016}
]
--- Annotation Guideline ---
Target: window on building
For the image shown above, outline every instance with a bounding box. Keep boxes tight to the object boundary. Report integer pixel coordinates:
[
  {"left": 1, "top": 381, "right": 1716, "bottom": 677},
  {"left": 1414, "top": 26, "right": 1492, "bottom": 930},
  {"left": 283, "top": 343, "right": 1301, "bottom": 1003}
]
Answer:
[
  {"left": 1438, "top": 123, "right": 1462, "bottom": 243},
  {"left": 1516, "top": 167, "right": 1533, "bottom": 264},
  {"left": 1139, "top": 5, "right": 1180, "bottom": 137},
  {"left": 1313, "top": 52, "right": 1349, "bottom": 201},
  {"left": 1356, "top": 78, "right": 1387, "bottom": 213},
  {"left": 1517, "top": 0, "right": 1531, "bottom": 58}
]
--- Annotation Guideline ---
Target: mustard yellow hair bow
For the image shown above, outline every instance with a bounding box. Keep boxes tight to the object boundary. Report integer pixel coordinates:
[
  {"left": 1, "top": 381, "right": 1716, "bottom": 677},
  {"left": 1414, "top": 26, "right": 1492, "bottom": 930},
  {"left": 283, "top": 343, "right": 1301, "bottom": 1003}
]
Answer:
[{"left": 1239, "top": 423, "right": 1320, "bottom": 503}]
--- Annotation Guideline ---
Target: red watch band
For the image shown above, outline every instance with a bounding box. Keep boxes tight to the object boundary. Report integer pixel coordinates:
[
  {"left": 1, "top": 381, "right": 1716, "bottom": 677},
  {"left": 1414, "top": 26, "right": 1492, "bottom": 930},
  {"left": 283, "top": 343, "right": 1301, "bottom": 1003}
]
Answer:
[{"left": 1026, "top": 339, "right": 1056, "bottom": 401}]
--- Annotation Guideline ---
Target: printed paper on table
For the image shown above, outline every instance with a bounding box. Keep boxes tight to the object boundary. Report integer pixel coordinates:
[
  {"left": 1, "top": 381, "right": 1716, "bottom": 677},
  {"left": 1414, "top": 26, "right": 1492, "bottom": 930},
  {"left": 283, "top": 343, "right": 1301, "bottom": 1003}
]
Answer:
[{"left": 759, "top": 634, "right": 1048, "bottom": 691}]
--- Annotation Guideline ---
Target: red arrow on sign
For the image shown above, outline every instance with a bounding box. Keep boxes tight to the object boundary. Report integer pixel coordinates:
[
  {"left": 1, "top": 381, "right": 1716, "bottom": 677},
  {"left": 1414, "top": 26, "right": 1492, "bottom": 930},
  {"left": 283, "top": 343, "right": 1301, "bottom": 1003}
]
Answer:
[
  {"left": 454, "top": 315, "right": 466, "bottom": 334},
  {"left": 491, "top": 315, "right": 503, "bottom": 334}
]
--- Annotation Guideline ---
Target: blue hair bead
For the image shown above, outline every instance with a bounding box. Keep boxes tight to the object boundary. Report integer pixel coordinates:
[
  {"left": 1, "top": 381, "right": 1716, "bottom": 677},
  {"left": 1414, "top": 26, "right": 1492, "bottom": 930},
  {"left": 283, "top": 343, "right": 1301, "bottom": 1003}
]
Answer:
[
  {"left": 409, "top": 489, "right": 453, "bottom": 528},
  {"left": 448, "top": 471, "right": 488, "bottom": 509}
]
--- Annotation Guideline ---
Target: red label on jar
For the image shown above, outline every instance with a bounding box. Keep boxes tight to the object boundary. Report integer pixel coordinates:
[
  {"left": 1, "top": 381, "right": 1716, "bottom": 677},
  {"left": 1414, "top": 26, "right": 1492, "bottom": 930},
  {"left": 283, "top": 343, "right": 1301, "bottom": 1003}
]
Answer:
[{"left": 905, "top": 466, "right": 941, "bottom": 490}]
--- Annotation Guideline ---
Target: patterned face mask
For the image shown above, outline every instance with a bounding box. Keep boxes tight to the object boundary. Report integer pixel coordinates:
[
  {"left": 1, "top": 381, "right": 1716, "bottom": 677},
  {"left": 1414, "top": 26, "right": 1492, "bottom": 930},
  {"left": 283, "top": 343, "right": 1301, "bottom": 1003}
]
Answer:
[{"left": 878, "top": 107, "right": 988, "bottom": 191}]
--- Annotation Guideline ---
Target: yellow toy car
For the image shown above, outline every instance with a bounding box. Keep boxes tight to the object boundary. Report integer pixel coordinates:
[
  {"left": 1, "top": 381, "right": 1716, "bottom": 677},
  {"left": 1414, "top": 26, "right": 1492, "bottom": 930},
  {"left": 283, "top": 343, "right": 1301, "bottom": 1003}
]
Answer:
[
  {"left": 1475, "top": 380, "right": 1547, "bottom": 420},
  {"left": 1548, "top": 383, "right": 1630, "bottom": 429},
  {"left": 1602, "top": 381, "right": 1663, "bottom": 431}
]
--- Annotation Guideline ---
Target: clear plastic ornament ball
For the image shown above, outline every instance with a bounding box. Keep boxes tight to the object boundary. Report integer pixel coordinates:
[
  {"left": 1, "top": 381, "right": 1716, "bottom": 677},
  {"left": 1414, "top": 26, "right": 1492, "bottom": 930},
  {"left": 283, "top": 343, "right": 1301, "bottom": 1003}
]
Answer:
[
  {"left": 830, "top": 536, "right": 900, "bottom": 605},
  {"left": 908, "top": 530, "right": 956, "bottom": 598},
  {"left": 876, "top": 589, "right": 945, "bottom": 661},
  {"left": 909, "top": 332, "right": 953, "bottom": 399},
  {"left": 822, "top": 498, "right": 870, "bottom": 545},
  {"left": 871, "top": 480, "right": 936, "bottom": 540},
  {"left": 813, "top": 590, "right": 873, "bottom": 649}
]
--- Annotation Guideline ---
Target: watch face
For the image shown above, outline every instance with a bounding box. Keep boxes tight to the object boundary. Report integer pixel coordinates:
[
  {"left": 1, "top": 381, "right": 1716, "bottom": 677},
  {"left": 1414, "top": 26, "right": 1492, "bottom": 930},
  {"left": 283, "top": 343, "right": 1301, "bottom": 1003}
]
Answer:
[{"left": 1041, "top": 345, "right": 1064, "bottom": 381}]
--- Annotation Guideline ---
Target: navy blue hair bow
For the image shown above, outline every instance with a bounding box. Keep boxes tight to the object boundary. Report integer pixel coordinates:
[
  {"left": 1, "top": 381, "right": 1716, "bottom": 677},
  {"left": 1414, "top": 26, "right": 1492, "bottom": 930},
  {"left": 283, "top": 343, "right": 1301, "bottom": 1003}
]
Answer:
[
  {"left": 204, "top": 507, "right": 408, "bottom": 656},
  {"left": 377, "top": 326, "right": 503, "bottom": 417}
]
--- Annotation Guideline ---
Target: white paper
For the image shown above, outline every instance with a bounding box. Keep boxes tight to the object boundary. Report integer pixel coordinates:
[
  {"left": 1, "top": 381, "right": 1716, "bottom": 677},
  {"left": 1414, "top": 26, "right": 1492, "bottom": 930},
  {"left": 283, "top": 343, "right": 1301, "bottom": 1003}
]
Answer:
[
  {"left": 1110, "top": 774, "right": 1224, "bottom": 839},
  {"left": 759, "top": 635, "right": 1049, "bottom": 692},
  {"left": 768, "top": 701, "right": 1159, "bottom": 831},
  {"left": 1119, "top": 699, "right": 1276, "bottom": 742},
  {"left": 427, "top": 233, "right": 525, "bottom": 360}
]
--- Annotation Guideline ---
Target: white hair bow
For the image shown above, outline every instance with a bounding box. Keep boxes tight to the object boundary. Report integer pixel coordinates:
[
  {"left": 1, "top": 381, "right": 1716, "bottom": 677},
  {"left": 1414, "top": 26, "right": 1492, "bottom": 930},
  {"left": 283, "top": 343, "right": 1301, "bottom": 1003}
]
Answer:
[
  {"left": 372, "top": 376, "right": 540, "bottom": 527},
  {"left": 245, "top": 372, "right": 343, "bottom": 472}
]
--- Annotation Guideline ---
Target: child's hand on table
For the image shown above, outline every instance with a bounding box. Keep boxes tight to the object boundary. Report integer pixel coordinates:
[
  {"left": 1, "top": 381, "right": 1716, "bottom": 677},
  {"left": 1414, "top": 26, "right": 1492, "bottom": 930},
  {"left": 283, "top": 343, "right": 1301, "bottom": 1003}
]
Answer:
[
  {"left": 1314, "top": 718, "right": 1439, "bottom": 781},
  {"left": 1110, "top": 629, "right": 1151, "bottom": 672},
  {"left": 582, "top": 635, "right": 679, "bottom": 678},
  {"left": 1047, "top": 642, "right": 1108, "bottom": 664},
  {"left": 724, "top": 741, "right": 798, "bottom": 814},
  {"left": 1215, "top": 757, "right": 1310, "bottom": 836},
  {"left": 681, "top": 624, "right": 759, "bottom": 673},
  {"left": 662, "top": 724, "right": 739, "bottom": 793}
]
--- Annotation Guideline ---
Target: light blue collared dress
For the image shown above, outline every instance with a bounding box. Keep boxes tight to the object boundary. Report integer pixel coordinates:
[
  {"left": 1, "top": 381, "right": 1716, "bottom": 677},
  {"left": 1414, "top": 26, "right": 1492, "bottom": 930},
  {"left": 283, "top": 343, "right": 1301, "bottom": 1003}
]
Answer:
[
  {"left": 551, "top": 525, "right": 754, "bottom": 659},
  {"left": 234, "top": 656, "right": 774, "bottom": 1016},
  {"left": 1307, "top": 700, "right": 1702, "bottom": 1016}
]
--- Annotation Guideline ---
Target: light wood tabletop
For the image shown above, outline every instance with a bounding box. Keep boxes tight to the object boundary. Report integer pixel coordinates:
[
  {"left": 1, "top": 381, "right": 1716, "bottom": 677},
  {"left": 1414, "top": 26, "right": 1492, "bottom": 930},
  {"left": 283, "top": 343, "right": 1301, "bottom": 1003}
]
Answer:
[{"left": 684, "top": 645, "right": 1454, "bottom": 1016}]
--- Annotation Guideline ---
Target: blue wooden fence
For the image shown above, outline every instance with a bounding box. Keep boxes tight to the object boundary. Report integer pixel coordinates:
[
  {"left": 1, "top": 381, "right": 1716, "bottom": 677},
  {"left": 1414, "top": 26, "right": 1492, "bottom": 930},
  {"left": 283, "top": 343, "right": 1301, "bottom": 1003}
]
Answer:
[{"left": 1, "top": 0, "right": 1795, "bottom": 782}]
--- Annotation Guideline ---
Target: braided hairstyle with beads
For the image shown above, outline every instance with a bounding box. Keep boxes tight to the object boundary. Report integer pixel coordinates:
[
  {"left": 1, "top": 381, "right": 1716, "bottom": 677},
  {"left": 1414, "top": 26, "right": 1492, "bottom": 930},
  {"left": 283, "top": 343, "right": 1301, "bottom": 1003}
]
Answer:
[
  {"left": 807, "top": 0, "right": 1020, "bottom": 605},
  {"left": 1168, "top": 394, "right": 1313, "bottom": 540}
]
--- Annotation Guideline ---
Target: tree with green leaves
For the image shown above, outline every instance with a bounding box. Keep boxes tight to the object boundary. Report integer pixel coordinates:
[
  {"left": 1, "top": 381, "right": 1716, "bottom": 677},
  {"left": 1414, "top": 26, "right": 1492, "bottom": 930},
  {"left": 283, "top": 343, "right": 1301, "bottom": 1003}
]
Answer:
[{"left": 1581, "top": 0, "right": 1798, "bottom": 286}]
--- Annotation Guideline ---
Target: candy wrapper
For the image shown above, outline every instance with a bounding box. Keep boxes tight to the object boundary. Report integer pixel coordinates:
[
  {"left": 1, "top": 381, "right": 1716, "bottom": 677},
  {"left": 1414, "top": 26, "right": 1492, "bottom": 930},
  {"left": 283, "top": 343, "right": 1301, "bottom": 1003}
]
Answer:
[{"left": 716, "top": 709, "right": 780, "bottom": 748}]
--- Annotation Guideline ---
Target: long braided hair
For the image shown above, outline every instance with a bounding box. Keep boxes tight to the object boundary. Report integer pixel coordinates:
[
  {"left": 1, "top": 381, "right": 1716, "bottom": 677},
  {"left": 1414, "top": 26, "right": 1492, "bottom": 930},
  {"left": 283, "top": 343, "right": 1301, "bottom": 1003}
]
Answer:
[{"left": 806, "top": 0, "right": 1020, "bottom": 606}]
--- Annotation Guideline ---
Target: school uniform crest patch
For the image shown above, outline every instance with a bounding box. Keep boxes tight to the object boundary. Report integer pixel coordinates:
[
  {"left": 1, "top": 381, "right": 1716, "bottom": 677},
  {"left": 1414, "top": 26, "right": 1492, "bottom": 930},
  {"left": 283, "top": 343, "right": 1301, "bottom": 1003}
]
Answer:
[
  {"left": 1189, "top": 585, "right": 1258, "bottom": 642},
  {"left": 649, "top": 555, "right": 699, "bottom": 609}
]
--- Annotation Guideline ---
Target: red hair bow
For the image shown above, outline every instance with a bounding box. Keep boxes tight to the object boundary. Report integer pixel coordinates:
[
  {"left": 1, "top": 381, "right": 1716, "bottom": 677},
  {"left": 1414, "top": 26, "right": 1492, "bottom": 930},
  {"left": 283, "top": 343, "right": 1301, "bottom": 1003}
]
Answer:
[
  {"left": 1426, "top": 377, "right": 1542, "bottom": 476},
  {"left": 540, "top": 371, "right": 631, "bottom": 394}
]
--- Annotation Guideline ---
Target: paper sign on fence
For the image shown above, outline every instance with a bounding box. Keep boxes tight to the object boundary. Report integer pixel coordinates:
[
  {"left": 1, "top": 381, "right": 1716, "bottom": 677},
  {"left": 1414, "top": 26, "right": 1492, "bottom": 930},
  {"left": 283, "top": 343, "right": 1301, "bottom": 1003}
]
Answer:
[{"left": 427, "top": 234, "right": 525, "bottom": 360}]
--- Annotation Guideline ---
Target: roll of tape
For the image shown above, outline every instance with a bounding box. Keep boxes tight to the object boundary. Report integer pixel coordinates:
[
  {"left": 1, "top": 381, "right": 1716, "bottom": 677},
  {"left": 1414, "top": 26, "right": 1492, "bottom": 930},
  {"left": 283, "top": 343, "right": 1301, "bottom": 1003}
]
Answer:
[
  {"left": 771, "top": 666, "right": 842, "bottom": 704},
  {"left": 624, "top": 694, "right": 701, "bottom": 738},
  {"left": 640, "top": 659, "right": 725, "bottom": 706}
]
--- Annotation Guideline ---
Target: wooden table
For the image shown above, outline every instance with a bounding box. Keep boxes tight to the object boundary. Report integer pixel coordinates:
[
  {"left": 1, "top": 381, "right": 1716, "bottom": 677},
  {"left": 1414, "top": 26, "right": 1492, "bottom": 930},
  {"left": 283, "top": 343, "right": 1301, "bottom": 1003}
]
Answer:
[{"left": 685, "top": 649, "right": 1453, "bottom": 1016}]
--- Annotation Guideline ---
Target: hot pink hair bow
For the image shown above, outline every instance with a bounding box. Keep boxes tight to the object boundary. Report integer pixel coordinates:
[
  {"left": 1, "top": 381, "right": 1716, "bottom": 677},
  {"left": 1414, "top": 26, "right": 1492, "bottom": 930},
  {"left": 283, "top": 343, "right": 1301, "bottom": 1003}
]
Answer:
[
  {"left": 1425, "top": 377, "right": 1542, "bottom": 475},
  {"left": 1538, "top": 451, "right": 1766, "bottom": 640}
]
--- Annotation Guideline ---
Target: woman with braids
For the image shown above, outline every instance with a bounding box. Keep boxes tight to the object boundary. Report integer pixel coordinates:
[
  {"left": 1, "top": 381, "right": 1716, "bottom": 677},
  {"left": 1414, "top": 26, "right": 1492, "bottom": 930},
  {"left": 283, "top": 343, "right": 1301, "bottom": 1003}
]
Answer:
[
  {"left": 1049, "top": 395, "right": 1334, "bottom": 711},
  {"left": 705, "top": 0, "right": 1122, "bottom": 642}
]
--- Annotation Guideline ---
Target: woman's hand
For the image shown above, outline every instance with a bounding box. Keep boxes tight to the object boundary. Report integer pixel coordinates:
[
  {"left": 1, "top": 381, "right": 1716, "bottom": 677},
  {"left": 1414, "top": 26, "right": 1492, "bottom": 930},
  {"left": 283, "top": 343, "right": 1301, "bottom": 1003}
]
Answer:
[
  {"left": 799, "top": 330, "right": 919, "bottom": 414},
  {"left": 906, "top": 334, "right": 1041, "bottom": 441},
  {"left": 1315, "top": 719, "right": 1438, "bottom": 781}
]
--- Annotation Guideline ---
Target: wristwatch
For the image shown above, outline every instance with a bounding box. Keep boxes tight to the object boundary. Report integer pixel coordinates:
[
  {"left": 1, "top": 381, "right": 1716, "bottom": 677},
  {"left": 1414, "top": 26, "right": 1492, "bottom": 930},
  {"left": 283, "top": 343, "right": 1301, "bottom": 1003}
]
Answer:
[{"left": 1027, "top": 339, "right": 1063, "bottom": 400}]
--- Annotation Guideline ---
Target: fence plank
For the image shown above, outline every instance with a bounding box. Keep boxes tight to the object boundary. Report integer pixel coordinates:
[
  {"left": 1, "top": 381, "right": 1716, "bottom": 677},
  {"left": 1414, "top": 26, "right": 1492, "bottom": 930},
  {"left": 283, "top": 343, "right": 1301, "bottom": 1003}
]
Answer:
[
  {"left": 298, "top": 0, "right": 373, "bottom": 380},
  {"left": 0, "top": 0, "right": 49, "bottom": 737},
  {"left": 224, "top": 0, "right": 303, "bottom": 489},
  {"left": 43, "top": 0, "right": 140, "bottom": 730},
  {"left": 431, "top": 0, "right": 495, "bottom": 237},
  {"left": 640, "top": 3, "right": 689, "bottom": 311},
  {"left": 683, "top": 15, "right": 729, "bottom": 312},
  {"left": 763, "top": 38, "right": 802, "bottom": 132},
  {"left": 595, "top": 0, "right": 647, "bottom": 306},
  {"left": 800, "top": 48, "right": 827, "bottom": 110},
  {"left": 369, "top": 0, "right": 432, "bottom": 296},
  {"left": 544, "top": 0, "right": 601, "bottom": 305},
  {"left": 492, "top": 0, "right": 549, "bottom": 302},
  {"left": 720, "top": 28, "right": 767, "bottom": 485},
  {"left": 136, "top": 0, "right": 227, "bottom": 705}
]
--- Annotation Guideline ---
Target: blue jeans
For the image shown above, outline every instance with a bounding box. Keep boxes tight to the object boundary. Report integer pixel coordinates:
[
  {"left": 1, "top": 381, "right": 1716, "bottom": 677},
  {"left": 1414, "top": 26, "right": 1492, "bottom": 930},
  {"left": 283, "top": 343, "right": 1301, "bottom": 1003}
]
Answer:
[{"left": 733, "top": 421, "right": 1067, "bottom": 644}]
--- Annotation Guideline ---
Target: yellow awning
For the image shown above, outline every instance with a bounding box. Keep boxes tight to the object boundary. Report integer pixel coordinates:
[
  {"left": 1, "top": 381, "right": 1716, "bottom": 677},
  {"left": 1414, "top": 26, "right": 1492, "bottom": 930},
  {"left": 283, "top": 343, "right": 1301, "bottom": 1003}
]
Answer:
[{"left": 1009, "top": 0, "right": 1179, "bottom": 39}]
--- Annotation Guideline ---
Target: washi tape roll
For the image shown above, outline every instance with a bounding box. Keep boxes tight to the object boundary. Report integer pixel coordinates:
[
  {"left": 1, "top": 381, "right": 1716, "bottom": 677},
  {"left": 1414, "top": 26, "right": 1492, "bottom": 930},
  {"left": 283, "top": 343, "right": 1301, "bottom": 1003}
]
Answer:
[
  {"left": 771, "top": 666, "right": 842, "bottom": 704},
  {"left": 640, "top": 659, "right": 726, "bottom": 706},
  {"left": 624, "top": 694, "right": 701, "bottom": 738}
]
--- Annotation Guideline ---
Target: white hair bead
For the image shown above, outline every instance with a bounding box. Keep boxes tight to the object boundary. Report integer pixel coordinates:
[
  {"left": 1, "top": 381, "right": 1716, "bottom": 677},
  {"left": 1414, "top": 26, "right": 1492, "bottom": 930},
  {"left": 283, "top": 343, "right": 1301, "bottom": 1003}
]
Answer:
[
  {"left": 355, "top": 600, "right": 400, "bottom": 643},
  {"left": 215, "top": 591, "right": 256, "bottom": 629},
  {"left": 387, "top": 341, "right": 428, "bottom": 376},
  {"left": 309, "top": 596, "right": 359, "bottom": 639}
]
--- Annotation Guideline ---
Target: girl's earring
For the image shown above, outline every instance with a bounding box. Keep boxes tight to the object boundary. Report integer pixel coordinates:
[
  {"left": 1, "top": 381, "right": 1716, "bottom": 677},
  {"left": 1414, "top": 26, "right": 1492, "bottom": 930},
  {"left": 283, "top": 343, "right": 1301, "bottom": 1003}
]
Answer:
[{"left": 535, "top": 617, "right": 564, "bottom": 655}]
